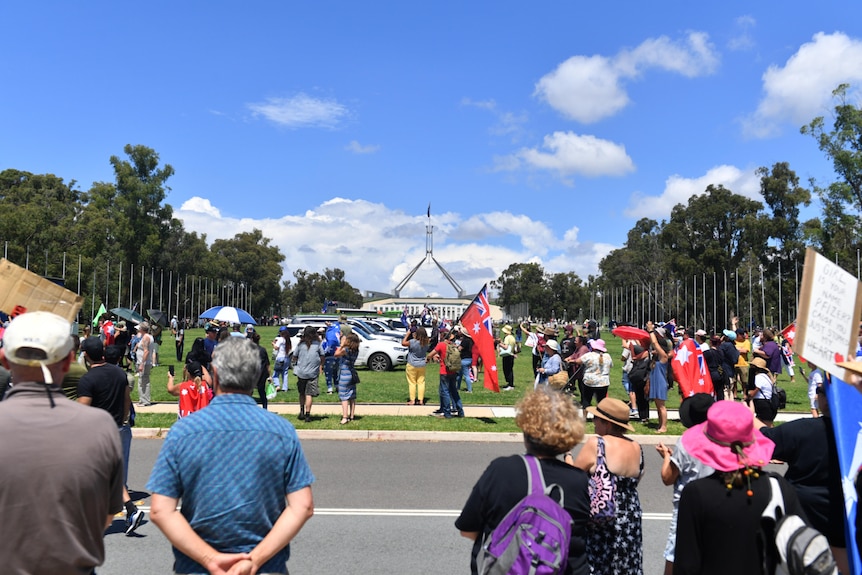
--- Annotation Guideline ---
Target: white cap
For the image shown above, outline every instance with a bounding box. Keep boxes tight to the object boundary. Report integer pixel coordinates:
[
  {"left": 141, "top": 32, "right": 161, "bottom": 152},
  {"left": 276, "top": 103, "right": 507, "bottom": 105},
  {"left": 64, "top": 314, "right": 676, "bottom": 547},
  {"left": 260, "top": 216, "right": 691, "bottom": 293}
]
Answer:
[{"left": 2, "top": 312, "right": 74, "bottom": 382}]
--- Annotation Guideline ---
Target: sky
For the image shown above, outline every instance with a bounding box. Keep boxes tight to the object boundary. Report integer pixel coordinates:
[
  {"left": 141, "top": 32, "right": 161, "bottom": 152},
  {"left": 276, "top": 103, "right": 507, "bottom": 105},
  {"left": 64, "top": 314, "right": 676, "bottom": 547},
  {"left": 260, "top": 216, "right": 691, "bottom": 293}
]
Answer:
[{"left": 3, "top": 2, "right": 862, "bottom": 299}]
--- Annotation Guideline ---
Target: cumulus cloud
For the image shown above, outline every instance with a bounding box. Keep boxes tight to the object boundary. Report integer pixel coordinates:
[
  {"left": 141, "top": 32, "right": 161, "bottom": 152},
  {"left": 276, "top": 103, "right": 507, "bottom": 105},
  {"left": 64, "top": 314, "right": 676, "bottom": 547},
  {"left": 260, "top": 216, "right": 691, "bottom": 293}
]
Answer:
[
  {"left": 345, "top": 140, "right": 380, "bottom": 154},
  {"left": 175, "top": 199, "right": 609, "bottom": 298},
  {"left": 624, "top": 165, "right": 761, "bottom": 219},
  {"left": 247, "top": 93, "right": 348, "bottom": 128},
  {"left": 535, "top": 32, "right": 719, "bottom": 123},
  {"left": 495, "top": 131, "right": 635, "bottom": 182},
  {"left": 743, "top": 32, "right": 862, "bottom": 138}
]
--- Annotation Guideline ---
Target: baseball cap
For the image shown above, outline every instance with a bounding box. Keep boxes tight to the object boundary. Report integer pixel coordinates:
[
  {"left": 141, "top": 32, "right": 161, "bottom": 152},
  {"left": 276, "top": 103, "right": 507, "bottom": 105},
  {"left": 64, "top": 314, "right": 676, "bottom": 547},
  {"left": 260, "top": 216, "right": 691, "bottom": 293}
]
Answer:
[
  {"left": 695, "top": 329, "right": 707, "bottom": 337},
  {"left": 2, "top": 312, "right": 74, "bottom": 380},
  {"left": 205, "top": 323, "right": 219, "bottom": 332}
]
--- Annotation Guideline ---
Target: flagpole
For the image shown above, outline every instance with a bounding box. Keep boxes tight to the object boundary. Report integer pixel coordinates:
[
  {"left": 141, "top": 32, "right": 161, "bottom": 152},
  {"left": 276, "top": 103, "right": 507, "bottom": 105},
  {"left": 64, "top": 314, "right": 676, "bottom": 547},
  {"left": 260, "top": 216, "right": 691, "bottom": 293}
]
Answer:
[{"left": 778, "top": 260, "right": 782, "bottom": 330}]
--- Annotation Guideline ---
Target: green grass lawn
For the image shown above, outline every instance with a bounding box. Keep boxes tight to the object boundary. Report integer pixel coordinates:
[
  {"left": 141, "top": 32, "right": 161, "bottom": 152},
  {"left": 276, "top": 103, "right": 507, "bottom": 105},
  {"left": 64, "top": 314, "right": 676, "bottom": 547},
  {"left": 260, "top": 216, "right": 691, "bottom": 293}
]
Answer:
[{"left": 134, "top": 327, "right": 807, "bottom": 434}]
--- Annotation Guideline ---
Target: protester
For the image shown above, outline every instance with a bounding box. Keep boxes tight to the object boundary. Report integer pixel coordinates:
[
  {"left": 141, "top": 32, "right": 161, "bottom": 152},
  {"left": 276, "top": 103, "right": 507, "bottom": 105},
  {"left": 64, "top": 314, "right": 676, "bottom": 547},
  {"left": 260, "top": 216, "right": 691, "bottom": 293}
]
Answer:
[
  {"left": 202, "top": 322, "right": 219, "bottom": 358},
  {"left": 746, "top": 357, "right": 776, "bottom": 426},
  {"left": 428, "top": 330, "right": 464, "bottom": 418},
  {"left": 536, "top": 338, "right": 563, "bottom": 386},
  {"left": 114, "top": 320, "right": 132, "bottom": 370},
  {"left": 185, "top": 336, "right": 211, "bottom": 370},
  {"left": 335, "top": 332, "right": 360, "bottom": 424},
  {"left": 272, "top": 325, "right": 291, "bottom": 393},
  {"left": 519, "top": 322, "right": 543, "bottom": 377},
  {"left": 567, "top": 338, "right": 612, "bottom": 407},
  {"left": 403, "top": 325, "right": 430, "bottom": 405},
  {"left": 148, "top": 337, "right": 315, "bottom": 575},
  {"left": 457, "top": 325, "right": 474, "bottom": 393},
  {"left": 135, "top": 321, "right": 154, "bottom": 406},
  {"left": 570, "top": 397, "right": 644, "bottom": 575},
  {"left": 322, "top": 320, "right": 341, "bottom": 394},
  {"left": 734, "top": 328, "right": 750, "bottom": 400},
  {"left": 171, "top": 314, "right": 184, "bottom": 362},
  {"left": 647, "top": 321, "right": 671, "bottom": 433},
  {"left": 456, "top": 387, "right": 589, "bottom": 575},
  {"left": 166, "top": 360, "right": 212, "bottom": 417},
  {"left": 77, "top": 336, "right": 145, "bottom": 534},
  {"left": 0, "top": 312, "right": 124, "bottom": 574},
  {"left": 756, "top": 388, "right": 849, "bottom": 574},
  {"left": 497, "top": 324, "right": 517, "bottom": 391},
  {"left": 292, "top": 325, "right": 324, "bottom": 421},
  {"left": 806, "top": 360, "right": 824, "bottom": 418},
  {"left": 753, "top": 328, "right": 782, "bottom": 379},
  {"left": 718, "top": 329, "right": 739, "bottom": 401},
  {"left": 674, "top": 401, "right": 803, "bottom": 575},
  {"left": 656, "top": 393, "right": 715, "bottom": 575},
  {"left": 252, "top": 331, "right": 271, "bottom": 409}
]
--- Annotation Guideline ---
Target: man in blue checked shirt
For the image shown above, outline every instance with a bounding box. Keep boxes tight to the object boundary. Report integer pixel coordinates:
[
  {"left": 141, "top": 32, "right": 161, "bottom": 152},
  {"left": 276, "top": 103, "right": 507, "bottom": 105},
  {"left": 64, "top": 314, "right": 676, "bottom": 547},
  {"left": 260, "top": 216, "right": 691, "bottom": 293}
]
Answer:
[{"left": 148, "top": 337, "right": 315, "bottom": 575}]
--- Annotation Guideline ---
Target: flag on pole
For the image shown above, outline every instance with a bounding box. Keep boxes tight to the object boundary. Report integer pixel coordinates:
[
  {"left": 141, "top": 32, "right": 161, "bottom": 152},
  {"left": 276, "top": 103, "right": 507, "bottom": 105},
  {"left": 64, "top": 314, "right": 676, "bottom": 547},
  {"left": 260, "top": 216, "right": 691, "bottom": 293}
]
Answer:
[
  {"left": 460, "top": 284, "right": 499, "bottom": 392},
  {"left": 672, "top": 337, "right": 714, "bottom": 398},
  {"left": 92, "top": 303, "right": 107, "bottom": 327},
  {"left": 427, "top": 203, "right": 431, "bottom": 218},
  {"left": 780, "top": 321, "right": 796, "bottom": 346}
]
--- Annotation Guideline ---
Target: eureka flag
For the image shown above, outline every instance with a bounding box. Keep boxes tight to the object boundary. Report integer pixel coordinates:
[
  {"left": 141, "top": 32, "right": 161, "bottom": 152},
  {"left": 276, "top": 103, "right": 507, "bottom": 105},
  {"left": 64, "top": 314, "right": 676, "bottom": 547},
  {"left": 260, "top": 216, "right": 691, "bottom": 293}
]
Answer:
[
  {"left": 672, "top": 337, "right": 714, "bottom": 398},
  {"left": 460, "top": 284, "right": 499, "bottom": 392}
]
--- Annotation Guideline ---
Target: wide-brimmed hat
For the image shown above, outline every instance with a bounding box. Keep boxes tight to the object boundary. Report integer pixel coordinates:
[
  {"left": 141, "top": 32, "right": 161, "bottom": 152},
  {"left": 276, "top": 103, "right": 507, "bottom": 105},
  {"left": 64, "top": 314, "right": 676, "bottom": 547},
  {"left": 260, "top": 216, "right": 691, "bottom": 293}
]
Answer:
[
  {"left": 679, "top": 393, "right": 715, "bottom": 428},
  {"left": 586, "top": 397, "right": 634, "bottom": 432},
  {"left": 501, "top": 325, "right": 512, "bottom": 335},
  {"left": 589, "top": 338, "right": 607, "bottom": 353},
  {"left": 681, "top": 400, "right": 775, "bottom": 472},
  {"left": 750, "top": 357, "right": 769, "bottom": 372},
  {"left": 543, "top": 327, "right": 557, "bottom": 337},
  {"left": 116, "top": 320, "right": 127, "bottom": 331},
  {"left": 722, "top": 329, "right": 737, "bottom": 341},
  {"left": 545, "top": 339, "right": 560, "bottom": 353},
  {"left": 837, "top": 359, "right": 862, "bottom": 376},
  {"left": 695, "top": 329, "right": 707, "bottom": 337}
]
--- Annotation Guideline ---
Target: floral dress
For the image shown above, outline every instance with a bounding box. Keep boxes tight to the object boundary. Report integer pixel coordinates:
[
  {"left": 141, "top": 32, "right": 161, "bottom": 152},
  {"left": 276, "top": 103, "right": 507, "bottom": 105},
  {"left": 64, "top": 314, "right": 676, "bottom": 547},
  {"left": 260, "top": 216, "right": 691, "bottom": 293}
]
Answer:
[{"left": 586, "top": 437, "right": 644, "bottom": 575}]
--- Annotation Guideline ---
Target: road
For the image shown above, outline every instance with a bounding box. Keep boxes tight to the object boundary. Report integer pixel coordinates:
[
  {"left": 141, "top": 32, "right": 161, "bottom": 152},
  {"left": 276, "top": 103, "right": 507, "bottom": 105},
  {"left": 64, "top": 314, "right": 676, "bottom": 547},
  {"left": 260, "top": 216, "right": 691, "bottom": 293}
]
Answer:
[{"left": 102, "top": 437, "right": 784, "bottom": 575}]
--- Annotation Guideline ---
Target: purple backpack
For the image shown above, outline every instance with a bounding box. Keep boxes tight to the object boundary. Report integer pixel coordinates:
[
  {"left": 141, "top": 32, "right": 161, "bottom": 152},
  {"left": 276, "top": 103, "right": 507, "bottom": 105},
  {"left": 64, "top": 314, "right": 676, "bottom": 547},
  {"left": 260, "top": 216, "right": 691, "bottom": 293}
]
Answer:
[{"left": 481, "top": 455, "right": 572, "bottom": 575}]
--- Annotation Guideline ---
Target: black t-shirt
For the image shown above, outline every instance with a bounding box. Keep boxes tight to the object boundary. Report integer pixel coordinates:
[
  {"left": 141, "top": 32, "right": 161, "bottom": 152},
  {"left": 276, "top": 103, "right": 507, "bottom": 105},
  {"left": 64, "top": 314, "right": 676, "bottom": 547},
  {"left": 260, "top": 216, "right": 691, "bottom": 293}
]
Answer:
[
  {"left": 455, "top": 454, "right": 589, "bottom": 575},
  {"left": 760, "top": 417, "right": 844, "bottom": 545},
  {"left": 459, "top": 336, "right": 473, "bottom": 360},
  {"left": 675, "top": 472, "right": 805, "bottom": 575},
  {"left": 77, "top": 364, "right": 128, "bottom": 426}
]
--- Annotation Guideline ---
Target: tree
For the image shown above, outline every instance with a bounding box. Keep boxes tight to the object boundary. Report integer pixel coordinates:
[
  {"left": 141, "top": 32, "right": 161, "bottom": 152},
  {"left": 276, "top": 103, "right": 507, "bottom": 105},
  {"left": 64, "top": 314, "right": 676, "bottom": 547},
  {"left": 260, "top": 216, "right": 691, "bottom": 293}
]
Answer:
[
  {"left": 546, "top": 271, "right": 588, "bottom": 322},
  {"left": 210, "top": 229, "right": 285, "bottom": 315},
  {"left": 107, "top": 144, "right": 176, "bottom": 268},
  {"left": 491, "top": 262, "right": 551, "bottom": 319},
  {"left": 284, "top": 268, "right": 362, "bottom": 313},
  {"left": 801, "top": 84, "right": 862, "bottom": 267},
  {"left": 0, "top": 169, "right": 84, "bottom": 275},
  {"left": 756, "top": 162, "right": 810, "bottom": 265}
]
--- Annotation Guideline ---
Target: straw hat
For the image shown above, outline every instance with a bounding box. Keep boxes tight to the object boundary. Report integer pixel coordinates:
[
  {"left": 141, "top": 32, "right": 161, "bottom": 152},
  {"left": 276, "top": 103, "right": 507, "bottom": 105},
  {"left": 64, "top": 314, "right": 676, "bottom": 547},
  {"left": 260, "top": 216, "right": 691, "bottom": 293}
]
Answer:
[
  {"left": 501, "top": 325, "right": 513, "bottom": 335},
  {"left": 586, "top": 397, "right": 634, "bottom": 432}
]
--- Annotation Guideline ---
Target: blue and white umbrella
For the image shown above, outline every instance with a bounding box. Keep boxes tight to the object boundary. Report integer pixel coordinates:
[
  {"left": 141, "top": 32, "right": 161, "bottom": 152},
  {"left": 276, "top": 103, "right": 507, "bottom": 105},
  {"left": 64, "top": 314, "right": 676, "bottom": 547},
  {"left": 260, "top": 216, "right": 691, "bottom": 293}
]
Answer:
[{"left": 199, "top": 306, "right": 257, "bottom": 326}]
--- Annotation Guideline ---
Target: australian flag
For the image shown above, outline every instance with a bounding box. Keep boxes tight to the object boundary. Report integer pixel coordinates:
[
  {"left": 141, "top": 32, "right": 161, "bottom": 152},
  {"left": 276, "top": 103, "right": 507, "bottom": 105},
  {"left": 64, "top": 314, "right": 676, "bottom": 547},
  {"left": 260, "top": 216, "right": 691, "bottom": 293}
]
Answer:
[{"left": 461, "top": 284, "right": 499, "bottom": 392}]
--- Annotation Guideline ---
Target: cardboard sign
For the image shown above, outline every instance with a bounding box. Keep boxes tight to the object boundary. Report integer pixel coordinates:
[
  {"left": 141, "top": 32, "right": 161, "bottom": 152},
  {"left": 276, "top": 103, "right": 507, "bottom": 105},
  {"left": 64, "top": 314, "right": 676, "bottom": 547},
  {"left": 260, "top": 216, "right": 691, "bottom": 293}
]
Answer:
[
  {"left": 795, "top": 248, "right": 862, "bottom": 379},
  {"left": 0, "top": 258, "right": 83, "bottom": 323}
]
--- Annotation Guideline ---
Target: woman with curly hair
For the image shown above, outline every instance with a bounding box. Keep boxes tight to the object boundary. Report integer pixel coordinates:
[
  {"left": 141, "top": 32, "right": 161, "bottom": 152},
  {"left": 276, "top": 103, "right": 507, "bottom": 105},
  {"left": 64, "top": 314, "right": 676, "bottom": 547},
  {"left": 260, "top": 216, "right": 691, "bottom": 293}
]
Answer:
[
  {"left": 456, "top": 388, "right": 590, "bottom": 575},
  {"left": 335, "top": 332, "right": 360, "bottom": 424}
]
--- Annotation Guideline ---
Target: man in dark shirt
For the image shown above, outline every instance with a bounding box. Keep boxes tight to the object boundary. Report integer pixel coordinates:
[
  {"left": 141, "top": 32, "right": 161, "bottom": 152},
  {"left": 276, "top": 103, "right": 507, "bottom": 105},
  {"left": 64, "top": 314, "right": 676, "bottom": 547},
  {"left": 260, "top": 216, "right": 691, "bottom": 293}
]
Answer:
[{"left": 78, "top": 336, "right": 145, "bottom": 535}]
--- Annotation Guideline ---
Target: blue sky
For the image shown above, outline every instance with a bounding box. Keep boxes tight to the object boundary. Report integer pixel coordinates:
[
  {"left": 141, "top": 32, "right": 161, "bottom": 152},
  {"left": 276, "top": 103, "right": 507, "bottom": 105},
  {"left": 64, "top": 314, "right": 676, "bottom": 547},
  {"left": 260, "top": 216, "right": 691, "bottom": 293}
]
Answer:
[{"left": 3, "top": 2, "right": 862, "bottom": 298}]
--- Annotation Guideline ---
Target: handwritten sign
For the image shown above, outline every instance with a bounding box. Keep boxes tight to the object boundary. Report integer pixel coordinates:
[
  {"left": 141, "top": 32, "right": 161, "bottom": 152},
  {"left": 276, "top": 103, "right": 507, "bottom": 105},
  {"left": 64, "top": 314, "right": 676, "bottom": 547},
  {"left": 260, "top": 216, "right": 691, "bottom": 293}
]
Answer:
[
  {"left": 795, "top": 248, "right": 862, "bottom": 379},
  {"left": 0, "top": 259, "right": 83, "bottom": 323}
]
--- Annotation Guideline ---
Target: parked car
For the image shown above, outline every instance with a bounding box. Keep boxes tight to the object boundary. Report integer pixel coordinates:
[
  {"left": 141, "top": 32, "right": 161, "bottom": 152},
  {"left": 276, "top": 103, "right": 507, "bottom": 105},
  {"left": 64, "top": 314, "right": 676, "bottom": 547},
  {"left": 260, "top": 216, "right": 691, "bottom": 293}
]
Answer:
[{"left": 282, "top": 320, "right": 407, "bottom": 371}]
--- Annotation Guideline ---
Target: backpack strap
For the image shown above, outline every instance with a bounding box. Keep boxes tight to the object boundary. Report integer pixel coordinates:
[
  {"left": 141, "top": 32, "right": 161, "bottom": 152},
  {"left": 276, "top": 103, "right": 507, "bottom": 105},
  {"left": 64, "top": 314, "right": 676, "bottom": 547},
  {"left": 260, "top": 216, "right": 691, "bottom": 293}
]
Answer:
[
  {"left": 763, "top": 475, "right": 786, "bottom": 521},
  {"left": 523, "top": 454, "right": 565, "bottom": 505}
]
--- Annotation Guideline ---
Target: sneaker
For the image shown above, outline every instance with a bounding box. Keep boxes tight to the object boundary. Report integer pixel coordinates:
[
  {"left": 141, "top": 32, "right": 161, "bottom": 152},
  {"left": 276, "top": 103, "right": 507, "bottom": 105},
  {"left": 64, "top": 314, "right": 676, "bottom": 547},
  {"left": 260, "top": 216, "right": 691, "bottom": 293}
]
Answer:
[
  {"left": 629, "top": 409, "right": 638, "bottom": 419},
  {"left": 502, "top": 386, "right": 515, "bottom": 391},
  {"left": 125, "top": 509, "right": 145, "bottom": 535},
  {"left": 431, "top": 409, "right": 445, "bottom": 415},
  {"left": 433, "top": 412, "right": 449, "bottom": 418},
  {"left": 456, "top": 411, "right": 465, "bottom": 418}
]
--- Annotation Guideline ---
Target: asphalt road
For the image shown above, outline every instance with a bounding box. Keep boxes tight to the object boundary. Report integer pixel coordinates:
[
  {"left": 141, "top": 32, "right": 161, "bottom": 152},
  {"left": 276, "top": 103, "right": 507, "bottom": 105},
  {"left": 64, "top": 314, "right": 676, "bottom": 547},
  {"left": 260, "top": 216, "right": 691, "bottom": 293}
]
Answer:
[{"left": 101, "top": 437, "right": 784, "bottom": 575}]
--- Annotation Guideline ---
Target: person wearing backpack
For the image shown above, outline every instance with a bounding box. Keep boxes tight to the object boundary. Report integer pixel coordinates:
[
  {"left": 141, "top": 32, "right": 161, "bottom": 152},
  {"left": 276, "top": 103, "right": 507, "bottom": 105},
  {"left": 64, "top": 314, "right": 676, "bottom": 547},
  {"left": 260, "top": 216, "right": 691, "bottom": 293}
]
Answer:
[
  {"left": 674, "top": 401, "right": 807, "bottom": 575},
  {"left": 456, "top": 387, "right": 589, "bottom": 575},
  {"left": 427, "top": 329, "right": 464, "bottom": 418}
]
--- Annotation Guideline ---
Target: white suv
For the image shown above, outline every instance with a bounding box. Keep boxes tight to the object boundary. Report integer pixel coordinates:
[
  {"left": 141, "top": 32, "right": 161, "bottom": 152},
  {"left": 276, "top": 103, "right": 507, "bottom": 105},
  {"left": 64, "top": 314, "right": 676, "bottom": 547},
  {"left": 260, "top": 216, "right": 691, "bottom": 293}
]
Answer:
[{"left": 282, "top": 322, "right": 408, "bottom": 371}]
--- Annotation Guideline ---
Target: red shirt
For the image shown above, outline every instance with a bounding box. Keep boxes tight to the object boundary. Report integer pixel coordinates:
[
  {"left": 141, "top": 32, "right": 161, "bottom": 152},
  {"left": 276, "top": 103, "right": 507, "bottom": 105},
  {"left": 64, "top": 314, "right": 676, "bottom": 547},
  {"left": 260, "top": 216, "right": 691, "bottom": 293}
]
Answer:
[
  {"left": 178, "top": 380, "right": 212, "bottom": 418},
  {"left": 434, "top": 341, "right": 456, "bottom": 376}
]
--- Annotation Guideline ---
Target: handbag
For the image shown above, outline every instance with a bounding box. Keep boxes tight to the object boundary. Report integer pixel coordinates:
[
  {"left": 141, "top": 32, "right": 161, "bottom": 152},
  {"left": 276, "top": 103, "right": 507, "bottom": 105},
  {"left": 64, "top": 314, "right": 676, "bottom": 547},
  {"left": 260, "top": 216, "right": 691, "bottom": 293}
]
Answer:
[
  {"left": 547, "top": 370, "right": 568, "bottom": 389},
  {"left": 350, "top": 365, "right": 360, "bottom": 385},
  {"left": 265, "top": 379, "right": 277, "bottom": 400},
  {"left": 588, "top": 437, "right": 616, "bottom": 525}
]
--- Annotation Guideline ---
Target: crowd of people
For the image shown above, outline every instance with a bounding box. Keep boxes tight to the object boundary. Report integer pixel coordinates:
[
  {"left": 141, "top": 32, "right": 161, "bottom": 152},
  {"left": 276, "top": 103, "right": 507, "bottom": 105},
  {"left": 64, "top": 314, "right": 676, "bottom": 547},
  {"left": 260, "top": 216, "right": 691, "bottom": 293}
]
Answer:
[{"left": 0, "top": 308, "right": 859, "bottom": 574}]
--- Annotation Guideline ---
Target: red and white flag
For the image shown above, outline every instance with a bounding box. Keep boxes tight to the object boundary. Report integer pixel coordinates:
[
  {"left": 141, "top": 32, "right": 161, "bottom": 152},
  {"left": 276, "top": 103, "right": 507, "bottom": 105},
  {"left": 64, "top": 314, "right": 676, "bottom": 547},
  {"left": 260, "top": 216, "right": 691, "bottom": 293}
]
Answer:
[
  {"left": 460, "top": 284, "right": 500, "bottom": 392},
  {"left": 672, "top": 337, "right": 714, "bottom": 398}
]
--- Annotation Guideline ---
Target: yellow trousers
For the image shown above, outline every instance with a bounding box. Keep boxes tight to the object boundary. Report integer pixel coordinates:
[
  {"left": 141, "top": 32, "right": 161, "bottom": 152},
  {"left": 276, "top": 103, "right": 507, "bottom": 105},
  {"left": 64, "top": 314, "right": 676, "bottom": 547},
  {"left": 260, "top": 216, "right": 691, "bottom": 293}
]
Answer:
[{"left": 406, "top": 364, "right": 426, "bottom": 402}]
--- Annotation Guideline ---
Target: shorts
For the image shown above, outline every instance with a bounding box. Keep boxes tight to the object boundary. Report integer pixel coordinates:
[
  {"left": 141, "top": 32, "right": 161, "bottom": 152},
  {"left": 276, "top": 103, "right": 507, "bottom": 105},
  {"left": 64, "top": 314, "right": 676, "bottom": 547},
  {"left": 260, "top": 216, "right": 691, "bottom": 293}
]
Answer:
[
  {"left": 621, "top": 371, "right": 632, "bottom": 393},
  {"left": 297, "top": 376, "right": 320, "bottom": 397},
  {"left": 809, "top": 392, "right": 818, "bottom": 410}
]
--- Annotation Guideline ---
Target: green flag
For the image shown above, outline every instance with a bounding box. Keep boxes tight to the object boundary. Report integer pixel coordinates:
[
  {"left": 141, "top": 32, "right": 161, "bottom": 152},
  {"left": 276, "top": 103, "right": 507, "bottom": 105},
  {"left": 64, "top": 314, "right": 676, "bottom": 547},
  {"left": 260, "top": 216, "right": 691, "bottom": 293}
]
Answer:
[{"left": 93, "top": 303, "right": 107, "bottom": 327}]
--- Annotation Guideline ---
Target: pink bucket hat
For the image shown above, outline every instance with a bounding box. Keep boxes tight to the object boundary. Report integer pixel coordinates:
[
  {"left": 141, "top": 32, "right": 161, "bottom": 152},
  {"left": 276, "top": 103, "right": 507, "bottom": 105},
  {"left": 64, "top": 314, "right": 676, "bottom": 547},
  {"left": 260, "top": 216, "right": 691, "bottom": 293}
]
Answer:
[
  {"left": 588, "top": 338, "right": 607, "bottom": 353},
  {"left": 681, "top": 400, "right": 774, "bottom": 472}
]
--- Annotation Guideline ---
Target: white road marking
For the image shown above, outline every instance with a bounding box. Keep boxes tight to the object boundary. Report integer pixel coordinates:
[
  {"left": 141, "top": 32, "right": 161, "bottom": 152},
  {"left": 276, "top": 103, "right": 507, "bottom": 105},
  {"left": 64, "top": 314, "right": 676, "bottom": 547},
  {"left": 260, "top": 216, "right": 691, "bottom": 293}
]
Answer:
[{"left": 127, "top": 506, "right": 672, "bottom": 520}]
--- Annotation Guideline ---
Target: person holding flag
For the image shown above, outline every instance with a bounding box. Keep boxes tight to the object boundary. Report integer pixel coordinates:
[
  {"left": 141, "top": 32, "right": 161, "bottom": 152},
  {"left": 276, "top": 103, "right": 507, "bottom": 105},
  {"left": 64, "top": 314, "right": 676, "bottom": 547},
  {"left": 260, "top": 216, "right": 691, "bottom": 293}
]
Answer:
[
  {"left": 672, "top": 327, "right": 714, "bottom": 400},
  {"left": 459, "top": 285, "right": 499, "bottom": 392}
]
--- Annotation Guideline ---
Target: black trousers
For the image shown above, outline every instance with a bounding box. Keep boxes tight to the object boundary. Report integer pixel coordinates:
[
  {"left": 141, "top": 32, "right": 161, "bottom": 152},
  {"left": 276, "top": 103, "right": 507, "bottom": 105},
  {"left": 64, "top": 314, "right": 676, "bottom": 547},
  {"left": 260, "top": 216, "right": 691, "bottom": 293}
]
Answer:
[
  {"left": 502, "top": 355, "right": 515, "bottom": 386},
  {"left": 632, "top": 377, "right": 650, "bottom": 421}
]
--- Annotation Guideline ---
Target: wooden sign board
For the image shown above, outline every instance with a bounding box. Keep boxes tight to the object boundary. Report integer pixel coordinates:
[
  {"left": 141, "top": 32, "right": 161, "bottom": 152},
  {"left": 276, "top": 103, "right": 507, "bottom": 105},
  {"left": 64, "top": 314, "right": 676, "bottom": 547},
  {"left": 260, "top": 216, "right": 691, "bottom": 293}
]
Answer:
[
  {"left": 795, "top": 248, "right": 862, "bottom": 380},
  {"left": 0, "top": 258, "right": 83, "bottom": 323}
]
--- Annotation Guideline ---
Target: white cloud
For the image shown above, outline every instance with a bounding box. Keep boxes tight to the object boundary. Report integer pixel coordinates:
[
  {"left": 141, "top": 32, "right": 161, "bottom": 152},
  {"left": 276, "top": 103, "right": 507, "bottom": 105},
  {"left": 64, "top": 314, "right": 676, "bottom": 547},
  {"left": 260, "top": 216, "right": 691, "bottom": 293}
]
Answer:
[
  {"left": 728, "top": 15, "right": 756, "bottom": 51},
  {"left": 247, "top": 93, "right": 348, "bottom": 128},
  {"left": 496, "top": 131, "right": 635, "bottom": 182},
  {"left": 462, "top": 97, "right": 528, "bottom": 140},
  {"left": 175, "top": 198, "right": 609, "bottom": 298},
  {"left": 345, "top": 140, "right": 380, "bottom": 154},
  {"left": 624, "top": 165, "right": 761, "bottom": 219},
  {"left": 535, "top": 32, "right": 719, "bottom": 123},
  {"left": 743, "top": 32, "right": 862, "bottom": 138}
]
